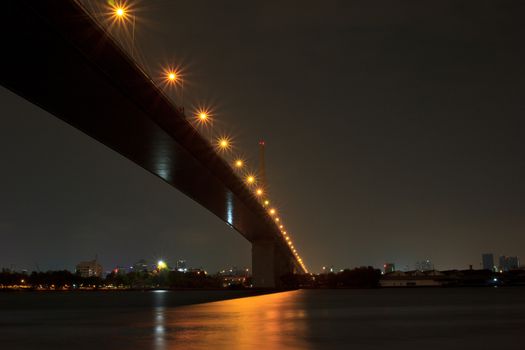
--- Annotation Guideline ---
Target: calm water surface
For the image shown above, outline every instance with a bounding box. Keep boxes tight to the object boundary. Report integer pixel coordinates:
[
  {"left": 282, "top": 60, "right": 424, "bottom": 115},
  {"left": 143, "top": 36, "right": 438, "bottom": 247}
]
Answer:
[{"left": 1, "top": 288, "right": 524, "bottom": 349}]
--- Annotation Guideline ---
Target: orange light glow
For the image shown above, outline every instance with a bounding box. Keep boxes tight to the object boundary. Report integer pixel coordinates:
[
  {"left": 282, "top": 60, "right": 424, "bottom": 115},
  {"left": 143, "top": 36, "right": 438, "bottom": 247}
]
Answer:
[
  {"left": 246, "top": 175, "right": 256, "bottom": 185},
  {"left": 216, "top": 136, "right": 232, "bottom": 151},
  {"left": 194, "top": 108, "right": 212, "bottom": 125},
  {"left": 110, "top": 1, "right": 129, "bottom": 21},
  {"left": 163, "top": 67, "right": 183, "bottom": 87},
  {"left": 234, "top": 159, "right": 244, "bottom": 168}
]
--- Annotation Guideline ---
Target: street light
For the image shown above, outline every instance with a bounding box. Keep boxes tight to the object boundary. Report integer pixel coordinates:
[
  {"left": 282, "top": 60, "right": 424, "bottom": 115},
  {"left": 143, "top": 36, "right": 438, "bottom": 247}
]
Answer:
[
  {"left": 164, "top": 68, "right": 185, "bottom": 106},
  {"left": 245, "top": 174, "right": 256, "bottom": 185},
  {"left": 234, "top": 159, "right": 244, "bottom": 169},
  {"left": 194, "top": 108, "right": 213, "bottom": 142},
  {"left": 198, "top": 112, "right": 208, "bottom": 123},
  {"left": 166, "top": 70, "right": 180, "bottom": 84},
  {"left": 157, "top": 260, "right": 167, "bottom": 270},
  {"left": 216, "top": 136, "right": 232, "bottom": 152},
  {"left": 115, "top": 7, "right": 125, "bottom": 17},
  {"left": 110, "top": 2, "right": 136, "bottom": 59},
  {"left": 111, "top": 1, "right": 129, "bottom": 21}
]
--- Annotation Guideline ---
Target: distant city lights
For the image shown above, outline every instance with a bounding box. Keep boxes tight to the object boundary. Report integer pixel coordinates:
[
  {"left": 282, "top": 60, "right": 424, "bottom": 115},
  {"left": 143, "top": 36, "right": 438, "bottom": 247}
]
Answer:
[{"left": 157, "top": 260, "right": 167, "bottom": 270}]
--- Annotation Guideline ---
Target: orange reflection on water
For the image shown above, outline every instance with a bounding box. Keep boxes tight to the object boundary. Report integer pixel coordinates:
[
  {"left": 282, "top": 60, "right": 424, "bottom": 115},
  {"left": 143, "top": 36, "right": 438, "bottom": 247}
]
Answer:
[{"left": 153, "top": 291, "right": 309, "bottom": 350}]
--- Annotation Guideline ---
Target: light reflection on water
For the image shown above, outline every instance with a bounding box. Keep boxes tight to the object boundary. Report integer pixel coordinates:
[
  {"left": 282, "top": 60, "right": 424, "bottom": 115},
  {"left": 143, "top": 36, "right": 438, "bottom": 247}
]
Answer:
[
  {"left": 154, "top": 306, "right": 166, "bottom": 349},
  {"left": 151, "top": 291, "right": 308, "bottom": 350},
  {"left": 2, "top": 289, "right": 525, "bottom": 349}
]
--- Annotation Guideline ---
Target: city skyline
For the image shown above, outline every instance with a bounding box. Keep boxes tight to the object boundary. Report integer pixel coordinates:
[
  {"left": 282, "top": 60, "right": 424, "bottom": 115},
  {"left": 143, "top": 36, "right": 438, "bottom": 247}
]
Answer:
[{"left": 1, "top": 0, "right": 525, "bottom": 273}]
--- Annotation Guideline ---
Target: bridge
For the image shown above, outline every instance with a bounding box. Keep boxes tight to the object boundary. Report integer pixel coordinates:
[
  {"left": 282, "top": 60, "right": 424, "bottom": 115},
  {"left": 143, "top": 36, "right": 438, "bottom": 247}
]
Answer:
[{"left": 1, "top": 1, "right": 306, "bottom": 288}]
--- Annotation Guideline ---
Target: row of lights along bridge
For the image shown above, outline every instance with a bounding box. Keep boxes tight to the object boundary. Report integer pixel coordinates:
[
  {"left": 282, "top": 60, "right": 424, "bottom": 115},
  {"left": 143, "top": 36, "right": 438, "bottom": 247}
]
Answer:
[{"left": 101, "top": 1, "right": 307, "bottom": 272}]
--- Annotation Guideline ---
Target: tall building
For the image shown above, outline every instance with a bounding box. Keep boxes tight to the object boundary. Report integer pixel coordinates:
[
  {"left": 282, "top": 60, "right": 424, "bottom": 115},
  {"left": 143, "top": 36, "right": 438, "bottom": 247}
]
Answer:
[
  {"left": 482, "top": 253, "right": 495, "bottom": 271},
  {"left": 384, "top": 263, "right": 395, "bottom": 274},
  {"left": 508, "top": 256, "right": 520, "bottom": 270},
  {"left": 76, "top": 259, "right": 103, "bottom": 278},
  {"left": 499, "top": 256, "right": 520, "bottom": 271}
]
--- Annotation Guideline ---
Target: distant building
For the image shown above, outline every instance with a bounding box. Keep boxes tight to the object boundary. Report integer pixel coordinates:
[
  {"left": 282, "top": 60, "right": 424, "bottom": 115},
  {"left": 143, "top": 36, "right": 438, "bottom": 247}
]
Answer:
[
  {"left": 76, "top": 260, "right": 103, "bottom": 278},
  {"left": 217, "top": 267, "right": 250, "bottom": 287},
  {"left": 384, "top": 263, "right": 395, "bottom": 274},
  {"left": 132, "top": 259, "right": 150, "bottom": 272},
  {"left": 499, "top": 256, "right": 520, "bottom": 272},
  {"left": 415, "top": 259, "right": 434, "bottom": 271},
  {"left": 508, "top": 257, "right": 520, "bottom": 270},
  {"left": 176, "top": 260, "right": 187, "bottom": 272},
  {"left": 380, "top": 270, "right": 445, "bottom": 287},
  {"left": 499, "top": 256, "right": 519, "bottom": 271},
  {"left": 498, "top": 256, "right": 505, "bottom": 271},
  {"left": 482, "top": 253, "right": 495, "bottom": 271}
]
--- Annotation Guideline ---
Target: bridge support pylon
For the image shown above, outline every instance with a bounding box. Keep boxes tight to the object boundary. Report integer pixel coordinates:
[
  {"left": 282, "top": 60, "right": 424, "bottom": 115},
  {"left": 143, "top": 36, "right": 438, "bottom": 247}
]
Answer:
[{"left": 252, "top": 239, "right": 296, "bottom": 289}]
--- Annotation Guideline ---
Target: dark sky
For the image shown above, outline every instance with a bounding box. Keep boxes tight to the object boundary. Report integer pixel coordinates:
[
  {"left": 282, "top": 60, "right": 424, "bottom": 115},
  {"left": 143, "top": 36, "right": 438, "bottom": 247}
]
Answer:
[{"left": 1, "top": 0, "right": 524, "bottom": 273}]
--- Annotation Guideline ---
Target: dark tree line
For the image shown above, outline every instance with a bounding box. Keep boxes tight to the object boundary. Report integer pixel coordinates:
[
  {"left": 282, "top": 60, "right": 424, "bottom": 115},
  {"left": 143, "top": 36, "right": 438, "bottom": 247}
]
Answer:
[
  {"left": 105, "top": 270, "right": 223, "bottom": 289},
  {"left": 281, "top": 267, "right": 382, "bottom": 289}
]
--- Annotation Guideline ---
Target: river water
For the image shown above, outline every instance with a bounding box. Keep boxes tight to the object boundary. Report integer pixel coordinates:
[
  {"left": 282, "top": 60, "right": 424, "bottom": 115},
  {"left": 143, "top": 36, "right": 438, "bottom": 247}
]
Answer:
[{"left": 1, "top": 288, "right": 524, "bottom": 349}]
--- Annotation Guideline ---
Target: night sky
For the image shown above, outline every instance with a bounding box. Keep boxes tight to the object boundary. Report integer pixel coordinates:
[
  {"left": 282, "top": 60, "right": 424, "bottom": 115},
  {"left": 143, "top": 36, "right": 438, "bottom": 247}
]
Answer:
[{"left": 1, "top": 0, "right": 524, "bottom": 273}]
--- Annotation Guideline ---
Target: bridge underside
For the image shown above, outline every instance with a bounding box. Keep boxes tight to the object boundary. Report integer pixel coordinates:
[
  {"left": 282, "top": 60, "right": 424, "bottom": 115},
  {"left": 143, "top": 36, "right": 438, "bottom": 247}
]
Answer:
[{"left": 1, "top": 1, "right": 303, "bottom": 287}]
